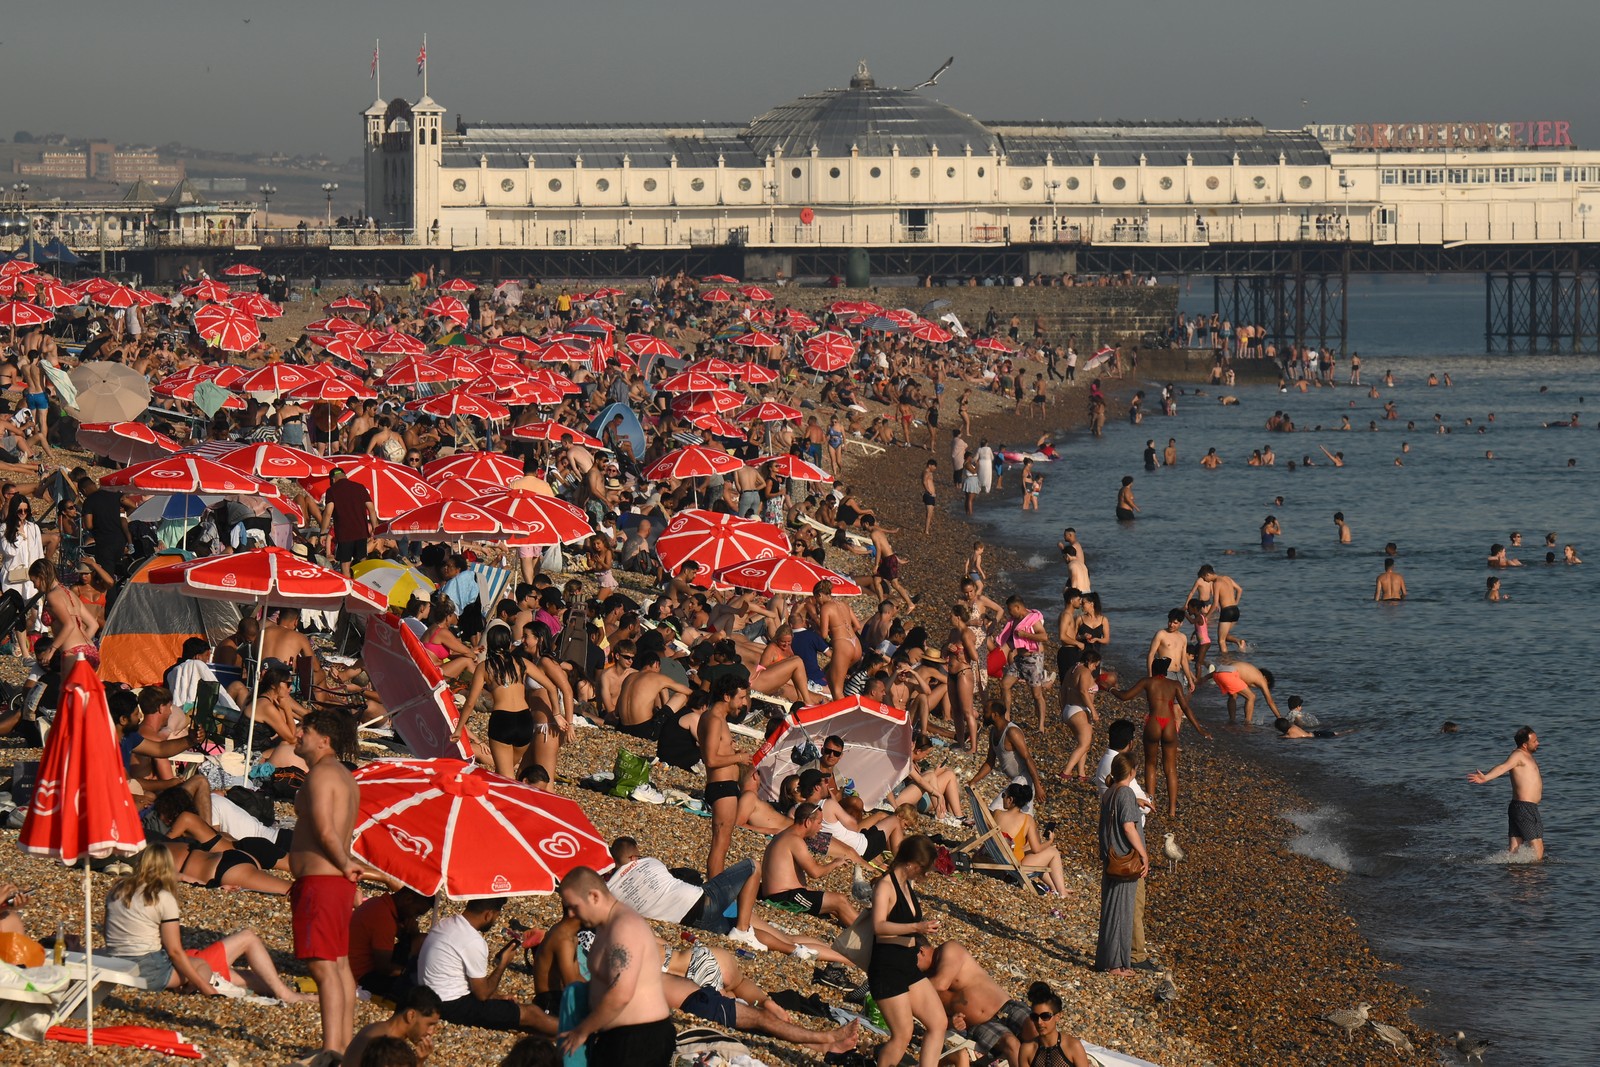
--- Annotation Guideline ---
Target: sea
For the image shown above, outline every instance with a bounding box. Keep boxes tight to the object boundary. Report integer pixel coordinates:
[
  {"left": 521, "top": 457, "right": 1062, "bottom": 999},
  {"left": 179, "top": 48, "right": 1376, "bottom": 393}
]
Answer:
[{"left": 978, "top": 275, "right": 1599, "bottom": 1064}]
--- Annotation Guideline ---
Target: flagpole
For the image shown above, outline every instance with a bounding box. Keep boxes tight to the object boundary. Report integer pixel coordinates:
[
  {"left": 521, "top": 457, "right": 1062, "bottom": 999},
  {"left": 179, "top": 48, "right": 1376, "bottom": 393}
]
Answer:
[
  {"left": 375, "top": 38, "right": 381, "bottom": 102},
  {"left": 422, "top": 32, "right": 428, "bottom": 98}
]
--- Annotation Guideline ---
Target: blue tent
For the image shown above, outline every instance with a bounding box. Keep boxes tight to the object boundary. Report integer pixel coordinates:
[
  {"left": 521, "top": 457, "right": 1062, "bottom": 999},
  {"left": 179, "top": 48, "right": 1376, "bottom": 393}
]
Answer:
[
  {"left": 2, "top": 238, "right": 80, "bottom": 265},
  {"left": 586, "top": 401, "right": 645, "bottom": 458}
]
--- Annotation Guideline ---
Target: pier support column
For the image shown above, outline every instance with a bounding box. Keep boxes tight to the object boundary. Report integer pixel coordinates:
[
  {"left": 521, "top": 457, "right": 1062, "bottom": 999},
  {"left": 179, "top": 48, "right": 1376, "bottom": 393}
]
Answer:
[{"left": 1485, "top": 270, "right": 1600, "bottom": 353}]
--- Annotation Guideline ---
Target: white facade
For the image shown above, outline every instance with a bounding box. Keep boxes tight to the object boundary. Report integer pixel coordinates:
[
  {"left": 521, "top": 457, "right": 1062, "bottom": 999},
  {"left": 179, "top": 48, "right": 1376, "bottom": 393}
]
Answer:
[{"left": 362, "top": 69, "right": 1600, "bottom": 251}]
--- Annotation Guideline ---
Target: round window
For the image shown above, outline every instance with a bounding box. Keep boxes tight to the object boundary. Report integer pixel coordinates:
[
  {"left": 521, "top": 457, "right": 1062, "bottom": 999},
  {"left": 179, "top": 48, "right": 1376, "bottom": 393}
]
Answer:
[
  {"left": 501, "top": 178, "right": 515, "bottom": 192},
  {"left": 1112, "top": 177, "right": 1126, "bottom": 190},
  {"left": 869, "top": 167, "right": 881, "bottom": 179},
  {"left": 791, "top": 167, "right": 802, "bottom": 179},
  {"left": 1253, "top": 175, "right": 1267, "bottom": 189},
  {"left": 452, "top": 178, "right": 467, "bottom": 192},
  {"left": 909, "top": 166, "right": 921, "bottom": 178},
  {"left": 977, "top": 167, "right": 985, "bottom": 177},
  {"left": 596, "top": 178, "right": 610, "bottom": 191},
  {"left": 1205, "top": 176, "right": 1220, "bottom": 190},
  {"left": 1159, "top": 176, "right": 1173, "bottom": 190},
  {"left": 1299, "top": 175, "right": 1313, "bottom": 189},
  {"left": 690, "top": 178, "right": 705, "bottom": 191},
  {"left": 829, "top": 167, "right": 841, "bottom": 179},
  {"left": 643, "top": 178, "right": 657, "bottom": 191},
  {"left": 738, "top": 177, "right": 752, "bottom": 191},
  {"left": 547, "top": 178, "right": 562, "bottom": 191},
  {"left": 1020, "top": 177, "right": 1033, "bottom": 190},
  {"left": 946, "top": 167, "right": 956, "bottom": 178},
  {"left": 1065, "top": 177, "right": 1079, "bottom": 190}
]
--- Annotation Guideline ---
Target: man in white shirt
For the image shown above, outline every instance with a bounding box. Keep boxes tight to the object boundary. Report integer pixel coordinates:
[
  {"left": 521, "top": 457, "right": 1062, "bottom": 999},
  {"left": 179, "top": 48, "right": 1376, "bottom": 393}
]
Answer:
[
  {"left": 1094, "top": 719, "right": 1157, "bottom": 967},
  {"left": 416, "top": 898, "right": 556, "bottom": 1034}
]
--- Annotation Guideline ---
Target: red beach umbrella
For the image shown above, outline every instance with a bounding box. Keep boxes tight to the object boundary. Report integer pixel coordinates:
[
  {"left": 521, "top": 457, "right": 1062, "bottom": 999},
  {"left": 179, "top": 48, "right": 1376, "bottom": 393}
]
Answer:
[
  {"left": 91, "top": 284, "right": 141, "bottom": 309},
  {"left": 657, "top": 370, "right": 729, "bottom": 394},
  {"left": 364, "top": 332, "right": 429, "bottom": 357},
  {"left": 425, "top": 296, "right": 471, "bottom": 326},
  {"left": 423, "top": 450, "right": 524, "bottom": 486},
  {"left": 301, "top": 455, "right": 443, "bottom": 520},
  {"left": 733, "top": 330, "right": 782, "bottom": 348},
  {"left": 327, "top": 295, "right": 370, "bottom": 311},
  {"left": 154, "top": 377, "right": 247, "bottom": 410},
  {"left": 975, "top": 337, "right": 1016, "bottom": 352},
  {"left": 182, "top": 279, "right": 233, "bottom": 302},
  {"left": 730, "top": 361, "right": 779, "bottom": 385},
  {"left": 737, "top": 401, "right": 803, "bottom": 424},
  {"left": 304, "top": 315, "right": 361, "bottom": 334},
  {"left": 0, "top": 300, "right": 56, "bottom": 328},
  {"left": 407, "top": 388, "right": 511, "bottom": 422},
  {"left": 737, "top": 285, "right": 774, "bottom": 302},
  {"left": 703, "top": 274, "right": 739, "bottom": 284},
  {"left": 493, "top": 335, "right": 542, "bottom": 356},
  {"left": 655, "top": 508, "right": 789, "bottom": 581},
  {"left": 714, "top": 555, "right": 862, "bottom": 596},
  {"left": 492, "top": 379, "right": 565, "bottom": 407},
  {"left": 98, "top": 455, "right": 270, "bottom": 496},
  {"left": 288, "top": 377, "right": 377, "bottom": 404},
  {"left": 687, "top": 412, "right": 745, "bottom": 438},
  {"left": 75, "top": 422, "right": 181, "bottom": 466},
  {"left": 34, "top": 281, "right": 80, "bottom": 309},
  {"left": 534, "top": 339, "right": 592, "bottom": 364},
  {"left": 220, "top": 263, "right": 263, "bottom": 277},
  {"left": 757, "top": 453, "right": 832, "bottom": 482},
  {"left": 700, "top": 288, "right": 733, "bottom": 303},
  {"left": 753, "top": 696, "right": 912, "bottom": 810},
  {"left": 803, "top": 347, "right": 851, "bottom": 373},
  {"left": 378, "top": 500, "right": 531, "bottom": 540},
  {"left": 674, "top": 389, "right": 747, "bottom": 415},
  {"left": 425, "top": 352, "right": 484, "bottom": 381},
  {"left": 193, "top": 304, "right": 262, "bottom": 353},
  {"left": 643, "top": 444, "right": 746, "bottom": 481},
  {"left": 471, "top": 488, "right": 593, "bottom": 546},
  {"left": 686, "top": 357, "right": 741, "bottom": 377},
  {"left": 438, "top": 278, "right": 477, "bottom": 292},
  {"left": 350, "top": 759, "right": 612, "bottom": 899},
  {"left": 524, "top": 368, "right": 581, "bottom": 395},
  {"left": 233, "top": 362, "right": 318, "bottom": 396},
  {"left": 229, "top": 292, "right": 283, "bottom": 319},
  {"left": 506, "top": 421, "right": 604, "bottom": 448},
  {"left": 216, "top": 442, "right": 335, "bottom": 480},
  {"left": 382, "top": 357, "right": 448, "bottom": 388},
  {"left": 624, "top": 333, "right": 679, "bottom": 358}
]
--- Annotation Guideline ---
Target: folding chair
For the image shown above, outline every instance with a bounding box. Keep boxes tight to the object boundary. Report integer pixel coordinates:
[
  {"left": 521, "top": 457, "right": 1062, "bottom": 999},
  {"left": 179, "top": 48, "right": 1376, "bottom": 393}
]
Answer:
[{"left": 954, "top": 787, "right": 1052, "bottom": 892}]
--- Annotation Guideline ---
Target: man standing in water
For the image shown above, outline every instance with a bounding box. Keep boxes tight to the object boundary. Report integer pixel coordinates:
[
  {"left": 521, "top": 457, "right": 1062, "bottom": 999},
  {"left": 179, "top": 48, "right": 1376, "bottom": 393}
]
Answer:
[
  {"left": 1191, "top": 565, "right": 1244, "bottom": 652},
  {"left": 1467, "top": 726, "right": 1544, "bottom": 861},
  {"left": 1374, "top": 557, "right": 1408, "bottom": 601},
  {"left": 291, "top": 710, "right": 365, "bottom": 1060},
  {"left": 1115, "top": 657, "right": 1212, "bottom": 817}
]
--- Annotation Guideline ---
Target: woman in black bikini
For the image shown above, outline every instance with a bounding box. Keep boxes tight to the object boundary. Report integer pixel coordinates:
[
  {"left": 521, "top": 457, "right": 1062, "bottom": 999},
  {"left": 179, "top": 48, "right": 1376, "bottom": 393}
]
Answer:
[
  {"left": 454, "top": 623, "right": 539, "bottom": 778},
  {"left": 1022, "top": 985, "right": 1091, "bottom": 1066},
  {"left": 869, "top": 835, "right": 945, "bottom": 1067},
  {"left": 1075, "top": 592, "right": 1109, "bottom": 659},
  {"left": 165, "top": 839, "right": 290, "bottom": 895}
]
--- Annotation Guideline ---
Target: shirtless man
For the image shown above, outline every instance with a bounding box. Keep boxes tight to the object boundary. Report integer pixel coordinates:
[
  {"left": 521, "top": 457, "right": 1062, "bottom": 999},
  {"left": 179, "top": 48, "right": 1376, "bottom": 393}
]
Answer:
[
  {"left": 698, "top": 675, "right": 751, "bottom": 878},
  {"left": 1058, "top": 528, "right": 1091, "bottom": 593},
  {"left": 920, "top": 940, "right": 1084, "bottom": 1067},
  {"left": 289, "top": 710, "right": 366, "bottom": 1058},
  {"left": 861, "top": 600, "right": 898, "bottom": 653},
  {"left": 1374, "top": 557, "right": 1408, "bottom": 601},
  {"left": 1115, "top": 658, "right": 1212, "bottom": 818},
  {"left": 758, "top": 802, "right": 858, "bottom": 925},
  {"left": 1146, "top": 610, "right": 1195, "bottom": 692},
  {"left": 341, "top": 986, "right": 443, "bottom": 1067},
  {"left": 1191, "top": 565, "right": 1244, "bottom": 652},
  {"left": 814, "top": 580, "right": 861, "bottom": 699},
  {"left": 732, "top": 464, "right": 766, "bottom": 519},
  {"left": 613, "top": 650, "right": 691, "bottom": 736},
  {"left": 1203, "top": 660, "right": 1279, "bottom": 724},
  {"left": 1467, "top": 726, "right": 1544, "bottom": 861},
  {"left": 863, "top": 516, "right": 915, "bottom": 613},
  {"left": 595, "top": 640, "right": 636, "bottom": 720},
  {"left": 556, "top": 868, "right": 675, "bottom": 1066},
  {"left": 1115, "top": 476, "right": 1139, "bottom": 521},
  {"left": 1333, "top": 511, "right": 1353, "bottom": 544}
]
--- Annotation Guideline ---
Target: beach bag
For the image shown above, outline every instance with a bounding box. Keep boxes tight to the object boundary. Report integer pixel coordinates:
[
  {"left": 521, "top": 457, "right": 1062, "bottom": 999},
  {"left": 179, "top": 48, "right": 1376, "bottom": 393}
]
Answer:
[
  {"left": 1105, "top": 846, "right": 1142, "bottom": 881},
  {"left": 831, "top": 906, "right": 876, "bottom": 970},
  {"left": 607, "top": 748, "right": 651, "bottom": 799},
  {"left": 791, "top": 735, "right": 821, "bottom": 767}
]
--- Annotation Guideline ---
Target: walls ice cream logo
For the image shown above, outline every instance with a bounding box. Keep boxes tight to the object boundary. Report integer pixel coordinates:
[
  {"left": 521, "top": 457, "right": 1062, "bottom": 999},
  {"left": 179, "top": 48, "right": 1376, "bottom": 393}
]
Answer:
[
  {"left": 387, "top": 825, "right": 436, "bottom": 860},
  {"left": 31, "top": 778, "right": 60, "bottom": 816},
  {"left": 539, "top": 832, "right": 581, "bottom": 860}
]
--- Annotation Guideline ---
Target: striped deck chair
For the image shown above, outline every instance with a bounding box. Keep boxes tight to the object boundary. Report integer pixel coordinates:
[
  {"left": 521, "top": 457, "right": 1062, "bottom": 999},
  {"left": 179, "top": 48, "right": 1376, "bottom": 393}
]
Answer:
[{"left": 470, "top": 560, "right": 516, "bottom": 622}]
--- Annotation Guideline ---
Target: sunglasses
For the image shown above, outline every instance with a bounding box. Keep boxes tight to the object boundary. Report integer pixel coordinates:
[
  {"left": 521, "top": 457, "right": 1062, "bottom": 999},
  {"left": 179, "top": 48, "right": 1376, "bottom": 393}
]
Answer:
[
  {"left": 822, "top": 748, "right": 843, "bottom": 757},
  {"left": 1030, "top": 1011, "right": 1055, "bottom": 1023}
]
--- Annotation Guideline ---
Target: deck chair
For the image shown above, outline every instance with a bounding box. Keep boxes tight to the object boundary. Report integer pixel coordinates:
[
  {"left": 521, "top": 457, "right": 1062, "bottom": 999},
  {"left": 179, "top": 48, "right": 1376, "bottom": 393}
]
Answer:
[{"left": 954, "top": 787, "right": 1052, "bottom": 892}]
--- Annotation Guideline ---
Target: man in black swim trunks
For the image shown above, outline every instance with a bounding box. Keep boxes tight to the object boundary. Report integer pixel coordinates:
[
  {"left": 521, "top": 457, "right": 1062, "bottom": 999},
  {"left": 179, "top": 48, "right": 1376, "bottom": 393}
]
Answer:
[
  {"left": 1467, "top": 725, "right": 1545, "bottom": 862},
  {"left": 759, "top": 802, "right": 859, "bottom": 926},
  {"left": 698, "top": 675, "right": 750, "bottom": 878}
]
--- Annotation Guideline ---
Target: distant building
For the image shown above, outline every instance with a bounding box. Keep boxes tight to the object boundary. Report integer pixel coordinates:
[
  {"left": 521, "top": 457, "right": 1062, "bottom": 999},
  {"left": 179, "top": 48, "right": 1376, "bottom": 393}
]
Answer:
[{"left": 16, "top": 150, "right": 89, "bottom": 180}]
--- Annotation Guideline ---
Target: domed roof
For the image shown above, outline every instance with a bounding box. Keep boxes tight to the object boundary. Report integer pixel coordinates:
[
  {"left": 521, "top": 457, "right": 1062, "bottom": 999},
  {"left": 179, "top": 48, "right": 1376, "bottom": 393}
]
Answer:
[{"left": 743, "top": 62, "right": 995, "bottom": 158}]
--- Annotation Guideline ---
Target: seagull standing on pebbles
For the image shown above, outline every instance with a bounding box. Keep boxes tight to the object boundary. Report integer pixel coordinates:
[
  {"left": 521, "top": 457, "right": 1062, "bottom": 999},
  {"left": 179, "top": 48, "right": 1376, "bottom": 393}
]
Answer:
[
  {"left": 1369, "top": 1020, "right": 1414, "bottom": 1057},
  {"left": 1163, "top": 832, "right": 1186, "bottom": 874},
  {"left": 1453, "top": 1031, "right": 1491, "bottom": 1063},
  {"left": 1154, "top": 971, "right": 1178, "bottom": 1005},
  {"left": 1323, "top": 1002, "right": 1371, "bottom": 1041}
]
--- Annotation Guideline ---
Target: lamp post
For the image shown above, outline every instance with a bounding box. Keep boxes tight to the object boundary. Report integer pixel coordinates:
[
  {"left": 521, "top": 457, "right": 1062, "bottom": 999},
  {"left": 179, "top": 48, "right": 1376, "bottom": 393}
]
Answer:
[
  {"left": 322, "top": 182, "right": 339, "bottom": 227},
  {"left": 1045, "top": 179, "right": 1061, "bottom": 239},
  {"left": 764, "top": 180, "right": 779, "bottom": 243},
  {"left": 258, "top": 183, "right": 277, "bottom": 234}
]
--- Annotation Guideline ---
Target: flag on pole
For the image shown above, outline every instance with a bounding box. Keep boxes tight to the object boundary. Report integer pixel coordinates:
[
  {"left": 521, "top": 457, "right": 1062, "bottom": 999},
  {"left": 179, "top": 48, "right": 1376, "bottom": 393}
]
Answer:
[
  {"left": 370, "top": 41, "right": 379, "bottom": 79},
  {"left": 416, "top": 40, "right": 426, "bottom": 75}
]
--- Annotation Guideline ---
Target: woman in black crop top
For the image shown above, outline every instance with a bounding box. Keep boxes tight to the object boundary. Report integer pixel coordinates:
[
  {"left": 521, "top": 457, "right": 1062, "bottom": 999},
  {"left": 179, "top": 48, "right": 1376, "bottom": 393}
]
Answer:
[{"left": 868, "top": 835, "right": 946, "bottom": 1067}]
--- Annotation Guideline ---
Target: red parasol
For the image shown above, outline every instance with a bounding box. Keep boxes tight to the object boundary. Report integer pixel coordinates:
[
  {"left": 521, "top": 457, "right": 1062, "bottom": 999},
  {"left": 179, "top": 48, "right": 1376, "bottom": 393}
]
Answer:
[
  {"left": 703, "top": 274, "right": 739, "bottom": 284},
  {"left": 304, "top": 315, "right": 361, "bottom": 334},
  {"left": 753, "top": 696, "right": 912, "bottom": 809},
  {"left": 688, "top": 412, "right": 746, "bottom": 438},
  {"left": 422, "top": 450, "right": 524, "bottom": 486},
  {"left": 642, "top": 444, "right": 745, "bottom": 481},
  {"left": 350, "top": 759, "right": 612, "bottom": 899},
  {"left": 624, "top": 333, "right": 679, "bottom": 358},
  {"left": 524, "top": 368, "right": 581, "bottom": 395},
  {"left": 0, "top": 300, "right": 55, "bottom": 328},
  {"left": 327, "top": 295, "right": 370, "bottom": 311},
  {"left": 232, "top": 362, "right": 318, "bottom": 397},
  {"left": 364, "top": 332, "right": 429, "bottom": 357},
  {"left": 302, "top": 455, "right": 443, "bottom": 520},
  {"left": 288, "top": 376, "right": 378, "bottom": 404},
  {"left": 181, "top": 279, "right": 233, "bottom": 302},
  {"left": 491, "top": 379, "right": 566, "bottom": 408},
  {"left": 425, "top": 352, "right": 485, "bottom": 381},
  {"left": 654, "top": 508, "right": 789, "bottom": 580},
  {"left": 506, "top": 421, "right": 604, "bottom": 448},
  {"left": 975, "top": 337, "right": 1016, "bottom": 352},
  {"left": 382, "top": 357, "right": 449, "bottom": 388},
  {"left": 74, "top": 422, "right": 180, "bottom": 466},
  {"left": 757, "top": 453, "right": 833, "bottom": 482},
  {"left": 34, "top": 281, "right": 80, "bottom": 310},
  {"left": 534, "top": 339, "right": 592, "bottom": 364},
  {"left": 193, "top": 304, "right": 262, "bottom": 353},
  {"left": 407, "top": 388, "right": 511, "bottom": 422},
  {"left": 471, "top": 488, "right": 593, "bottom": 546},
  {"left": 657, "top": 370, "right": 731, "bottom": 394},
  {"left": 220, "top": 263, "right": 263, "bottom": 277},
  {"left": 424, "top": 296, "right": 471, "bottom": 325},
  {"left": 700, "top": 288, "right": 733, "bottom": 303},
  {"left": 229, "top": 292, "right": 283, "bottom": 319},
  {"left": 730, "top": 361, "right": 779, "bottom": 385},
  {"left": 91, "top": 284, "right": 141, "bottom": 309},
  {"left": 737, "top": 285, "right": 774, "bottom": 302},
  {"left": 98, "top": 455, "right": 269, "bottom": 496},
  {"left": 378, "top": 500, "right": 531, "bottom": 541},
  {"left": 438, "top": 278, "right": 477, "bottom": 292},
  {"left": 674, "top": 389, "right": 747, "bottom": 415},
  {"left": 18, "top": 656, "right": 147, "bottom": 1049},
  {"left": 911, "top": 321, "right": 954, "bottom": 343},
  {"left": 737, "top": 401, "right": 803, "bottom": 424},
  {"left": 217, "top": 442, "right": 335, "bottom": 480},
  {"left": 685, "top": 357, "right": 740, "bottom": 377},
  {"left": 734, "top": 330, "right": 781, "bottom": 348},
  {"left": 714, "top": 555, "right": 862, "bottom": 596}
]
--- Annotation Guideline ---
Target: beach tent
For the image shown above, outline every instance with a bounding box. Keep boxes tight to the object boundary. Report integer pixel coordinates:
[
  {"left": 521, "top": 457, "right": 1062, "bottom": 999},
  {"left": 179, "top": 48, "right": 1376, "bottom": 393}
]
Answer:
[
  {"left": 97, "top": 549, "right": 243, "bottom": 688},
  {"left": 752, "top": 696, "right": 912, "bottom": 810},
  {"left": 585, "top": 401, "right": 645, "bottom": 458}
]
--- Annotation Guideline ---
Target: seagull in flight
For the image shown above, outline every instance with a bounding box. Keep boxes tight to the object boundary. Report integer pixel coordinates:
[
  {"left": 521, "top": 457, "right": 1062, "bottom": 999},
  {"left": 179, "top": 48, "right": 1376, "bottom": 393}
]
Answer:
[{"left": 910, "top": 57, "right": 954, "bottom": 91}]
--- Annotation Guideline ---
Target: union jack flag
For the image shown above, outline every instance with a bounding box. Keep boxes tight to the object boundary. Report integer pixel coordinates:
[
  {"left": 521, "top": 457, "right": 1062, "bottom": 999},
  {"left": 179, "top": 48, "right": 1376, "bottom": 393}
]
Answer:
[{"left": 416, "top": 41, "right": 426, "bottom": 76}]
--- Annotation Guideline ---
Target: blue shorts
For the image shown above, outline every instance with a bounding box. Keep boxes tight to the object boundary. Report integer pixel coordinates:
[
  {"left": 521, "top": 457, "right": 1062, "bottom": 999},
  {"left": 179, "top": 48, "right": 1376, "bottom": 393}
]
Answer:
[
  {"left": 24, "top": 392, "right": 48, "bottom": 411},
  {"left": 132, "top": 948, "right": 175, "bottom": 991}
]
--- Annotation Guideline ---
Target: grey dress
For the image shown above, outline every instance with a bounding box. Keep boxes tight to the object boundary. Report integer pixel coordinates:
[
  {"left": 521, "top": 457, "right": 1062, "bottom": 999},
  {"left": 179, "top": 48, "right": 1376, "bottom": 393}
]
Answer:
[{"left": 1095, "top": 783, "right": 1140, "bottom": 971}]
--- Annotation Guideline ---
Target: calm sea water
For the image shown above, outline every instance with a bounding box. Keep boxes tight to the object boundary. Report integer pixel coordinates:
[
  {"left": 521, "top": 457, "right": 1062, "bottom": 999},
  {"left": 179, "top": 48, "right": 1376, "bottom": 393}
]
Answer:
[{"left": 982, "top": 276, "right": 1599, "bottom": 1064}]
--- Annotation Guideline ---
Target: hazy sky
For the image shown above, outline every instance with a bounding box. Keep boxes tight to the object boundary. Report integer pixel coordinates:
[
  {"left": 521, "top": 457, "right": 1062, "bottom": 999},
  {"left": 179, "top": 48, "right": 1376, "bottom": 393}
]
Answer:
[{"left": 5, "top": 0, "right": 1598, "bottom": 158}]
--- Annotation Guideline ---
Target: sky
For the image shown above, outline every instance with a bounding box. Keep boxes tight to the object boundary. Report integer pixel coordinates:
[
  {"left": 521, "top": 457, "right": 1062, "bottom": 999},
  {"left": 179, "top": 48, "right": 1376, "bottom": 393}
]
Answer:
[{"left": 4, "top": 0, "right": 1598, "bottom": 158}]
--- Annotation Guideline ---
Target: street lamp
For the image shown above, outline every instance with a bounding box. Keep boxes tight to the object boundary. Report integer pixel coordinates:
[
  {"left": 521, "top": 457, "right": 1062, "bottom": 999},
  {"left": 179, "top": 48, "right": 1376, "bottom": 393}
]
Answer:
[
  {"left": 1045, "top": 179, "right": 1061, "bottom": 239},
  {"left": 764, "top": 180, "right": 779, "bottom": 242},
  {"left": 322, "top": 182, "right": 339, "bottom": 227},
  {"left": 258, "top": 184, "right": 277, "bottom": 231}
]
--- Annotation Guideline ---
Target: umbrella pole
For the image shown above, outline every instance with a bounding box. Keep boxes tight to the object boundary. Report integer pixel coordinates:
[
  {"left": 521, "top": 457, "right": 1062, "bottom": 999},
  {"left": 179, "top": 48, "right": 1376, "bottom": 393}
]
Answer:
[
  {"left": 243, "top": 598, "right": 267, "bottom": 756},
  {"left": 83, "top": 857, "right": 94, "bottom": 1050}
]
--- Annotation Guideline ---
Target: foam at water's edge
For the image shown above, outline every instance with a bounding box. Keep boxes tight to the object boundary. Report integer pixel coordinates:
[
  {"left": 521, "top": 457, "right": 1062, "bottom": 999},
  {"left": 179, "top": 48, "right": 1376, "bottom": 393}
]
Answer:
[
  {"left": 1023, "top": 553, "right": 1050, "bottom": 569},
  {"left": 1283, "top": 808, "right": 1356, "bottom": 873}
]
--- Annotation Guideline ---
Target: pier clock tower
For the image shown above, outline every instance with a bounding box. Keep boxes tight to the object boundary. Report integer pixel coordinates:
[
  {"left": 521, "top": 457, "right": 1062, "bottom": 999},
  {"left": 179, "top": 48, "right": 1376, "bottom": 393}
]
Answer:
[
  {"left": 410, "top": 94, "right": 445, "bottom": 239},
  {"left": 362, "top": 93, "right": 443, "bottom": 232}
]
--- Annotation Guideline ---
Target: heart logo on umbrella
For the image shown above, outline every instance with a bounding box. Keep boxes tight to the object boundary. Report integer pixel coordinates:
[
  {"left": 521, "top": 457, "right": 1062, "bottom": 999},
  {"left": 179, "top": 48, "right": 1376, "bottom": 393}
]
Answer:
[
  {"left": 539, "top": 832, "right": 581, "bottom": 860},
  {"left": 33, "top": 778, "right": 60, "bottom": 816},
  {"left": 387, "top": 825, "right": 436, "bottom": 860}
]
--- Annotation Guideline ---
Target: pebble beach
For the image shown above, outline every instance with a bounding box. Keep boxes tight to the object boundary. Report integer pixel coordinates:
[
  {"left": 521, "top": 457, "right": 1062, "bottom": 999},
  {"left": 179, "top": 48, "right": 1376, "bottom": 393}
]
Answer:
[{"left": 0, "top": 287, "right": 1432, "bottom": 1066}]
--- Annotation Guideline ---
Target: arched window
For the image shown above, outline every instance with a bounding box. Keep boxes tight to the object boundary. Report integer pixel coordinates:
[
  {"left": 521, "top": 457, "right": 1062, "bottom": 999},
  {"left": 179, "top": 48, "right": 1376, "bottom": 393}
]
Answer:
[
  {"left": 431, "top": 128, "right": 438, "bottom": 145},
  {"left": 418, "top": 128, "right": 425, "bottom": 146}
]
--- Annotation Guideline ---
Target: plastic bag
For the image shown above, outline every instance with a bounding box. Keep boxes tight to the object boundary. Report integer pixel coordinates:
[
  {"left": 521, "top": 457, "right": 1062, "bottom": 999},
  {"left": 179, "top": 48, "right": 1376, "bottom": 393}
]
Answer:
[{"left": 608, "top": 748, "right": 651, "bottom": 799}]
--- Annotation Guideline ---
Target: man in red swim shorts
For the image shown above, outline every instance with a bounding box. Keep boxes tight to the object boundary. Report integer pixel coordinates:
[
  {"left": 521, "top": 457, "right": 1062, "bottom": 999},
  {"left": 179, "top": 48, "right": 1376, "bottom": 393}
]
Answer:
[{"left": 290, "top": 710, "right": 366, "bottom": 1060}]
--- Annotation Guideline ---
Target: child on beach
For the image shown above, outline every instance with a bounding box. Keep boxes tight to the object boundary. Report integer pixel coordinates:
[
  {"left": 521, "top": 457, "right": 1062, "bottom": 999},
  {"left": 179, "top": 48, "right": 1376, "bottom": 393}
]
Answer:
[
  {"left": 1022, "top": 472, "right": 1042, "bottom": 511},
  {"left": 1185, "top": 597, "right": 1211, "bottom": 670},
  {"left": 965, "top": 542, "right": 987, "bottom": 592}
]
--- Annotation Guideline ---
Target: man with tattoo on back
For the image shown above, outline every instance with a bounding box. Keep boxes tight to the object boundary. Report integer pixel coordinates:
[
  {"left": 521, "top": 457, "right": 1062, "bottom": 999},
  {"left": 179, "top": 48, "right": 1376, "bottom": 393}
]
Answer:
[{"left": 556, "top": 867, "right": 675, "bottom": 1066}]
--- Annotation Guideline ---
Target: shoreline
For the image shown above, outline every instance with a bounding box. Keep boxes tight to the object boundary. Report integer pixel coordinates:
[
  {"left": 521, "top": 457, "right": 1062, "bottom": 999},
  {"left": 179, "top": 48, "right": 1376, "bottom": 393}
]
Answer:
[{"left": 832, "top": 376, "right": 1433, "bottom": 1064}]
